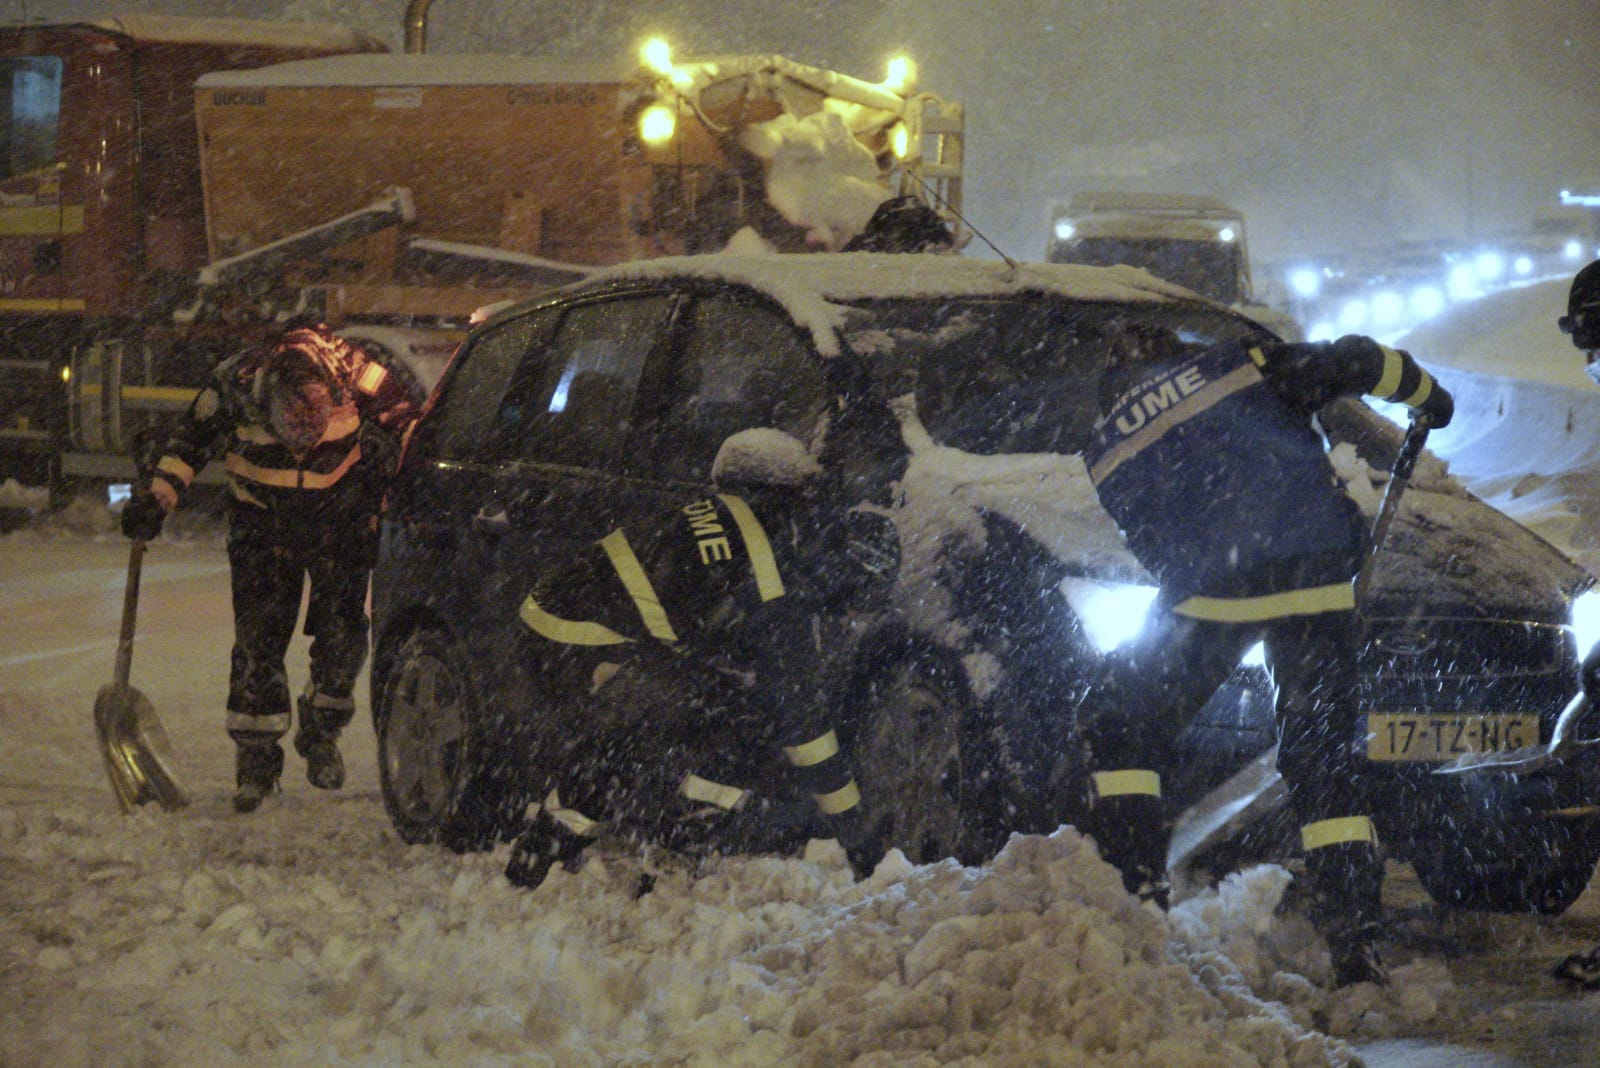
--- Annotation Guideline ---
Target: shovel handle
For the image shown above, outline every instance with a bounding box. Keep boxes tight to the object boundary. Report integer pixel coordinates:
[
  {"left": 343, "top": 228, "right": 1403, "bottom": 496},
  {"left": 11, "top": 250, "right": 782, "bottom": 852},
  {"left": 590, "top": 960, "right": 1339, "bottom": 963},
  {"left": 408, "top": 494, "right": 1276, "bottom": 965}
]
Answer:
[
  {"left": 113, "top": 540, "right": 145, "bottom": 692},
  {"left": 1353, "top": 414, "right": 1431, "bottom": 608}
]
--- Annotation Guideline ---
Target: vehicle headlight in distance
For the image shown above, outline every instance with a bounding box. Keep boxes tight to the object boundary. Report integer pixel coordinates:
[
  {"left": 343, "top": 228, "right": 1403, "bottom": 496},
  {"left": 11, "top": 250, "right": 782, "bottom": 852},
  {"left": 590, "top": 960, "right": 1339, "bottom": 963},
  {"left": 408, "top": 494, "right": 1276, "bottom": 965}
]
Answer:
[
  {"left": 1571, "top": 588, "right": 1600, "bottom": 661},
  {"left": 1060, "top": 577, "right": 1158, "bottom": 653}
]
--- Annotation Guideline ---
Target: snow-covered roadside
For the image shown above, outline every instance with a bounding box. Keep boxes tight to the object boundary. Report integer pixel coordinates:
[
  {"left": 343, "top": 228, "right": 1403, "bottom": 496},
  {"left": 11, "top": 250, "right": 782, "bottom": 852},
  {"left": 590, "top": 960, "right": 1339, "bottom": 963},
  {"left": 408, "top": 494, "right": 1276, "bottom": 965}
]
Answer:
[
  {"left": 0, "top": 528, "right": 1477, "bottom": 1068},
  {"left": 1396, "top": 278, "right": 1600, "bottom": 576}
]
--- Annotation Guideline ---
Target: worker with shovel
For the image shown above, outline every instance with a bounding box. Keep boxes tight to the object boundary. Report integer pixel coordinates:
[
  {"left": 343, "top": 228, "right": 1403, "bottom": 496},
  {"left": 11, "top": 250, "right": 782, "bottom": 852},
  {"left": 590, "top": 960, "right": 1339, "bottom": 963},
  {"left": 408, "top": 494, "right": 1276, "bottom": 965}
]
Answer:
[
  {"left": 1076, "top": 323, "right": 1453, "bottom": 988},
  {"left": 121, "top": 323, "right": 420, "bottom": 812}
]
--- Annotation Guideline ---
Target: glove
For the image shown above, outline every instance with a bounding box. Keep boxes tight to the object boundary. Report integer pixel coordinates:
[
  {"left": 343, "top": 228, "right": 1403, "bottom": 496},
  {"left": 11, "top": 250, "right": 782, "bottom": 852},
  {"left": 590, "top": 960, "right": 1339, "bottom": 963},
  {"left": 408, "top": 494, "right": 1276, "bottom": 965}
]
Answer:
[
  {"left": 120, "top": 490, "right": 169, "bottom": 541},
  {"left": 807, "top": 509, "right": 901, "bottom": 610},
  {"left": 1411, "top": 373, "right": 1454, "bottom": 429}
]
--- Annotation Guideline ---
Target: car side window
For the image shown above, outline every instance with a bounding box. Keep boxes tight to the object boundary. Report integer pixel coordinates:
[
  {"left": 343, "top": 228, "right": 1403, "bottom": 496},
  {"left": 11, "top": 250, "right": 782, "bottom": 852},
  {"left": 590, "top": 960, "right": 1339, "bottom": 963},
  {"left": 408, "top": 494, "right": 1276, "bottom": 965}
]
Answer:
[
  {"left": 430, "top": 311, "right": 551, "bottom": 461},
  {"left": 645, "top": 294, "right": 829, "bottom": 482},
  {"left": 493, "top": 295, "right": 673, "bottom": 471}
]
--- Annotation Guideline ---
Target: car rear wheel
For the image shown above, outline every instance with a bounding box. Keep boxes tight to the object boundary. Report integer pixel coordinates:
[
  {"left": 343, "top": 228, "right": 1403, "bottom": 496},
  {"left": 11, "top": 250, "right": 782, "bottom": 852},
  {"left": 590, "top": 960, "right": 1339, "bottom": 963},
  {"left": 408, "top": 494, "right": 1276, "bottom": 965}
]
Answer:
[
  {"left": 1410, "top": 816, "right": 1600, "bottom": 915},
  {"left": 375, "top": 628, "right": 514, "bottom": 851}
]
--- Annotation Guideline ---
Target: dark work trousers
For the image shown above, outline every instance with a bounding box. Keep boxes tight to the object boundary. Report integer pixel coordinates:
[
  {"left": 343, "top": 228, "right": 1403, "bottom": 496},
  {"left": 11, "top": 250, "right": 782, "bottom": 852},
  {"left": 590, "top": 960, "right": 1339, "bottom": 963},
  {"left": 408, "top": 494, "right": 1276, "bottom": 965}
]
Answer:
[
  {"left": 1082, "top": 604, "right": 1368, "bottom": 831},
  {"left": 224, "top": 500, "right": 376, "bottom": 748}
]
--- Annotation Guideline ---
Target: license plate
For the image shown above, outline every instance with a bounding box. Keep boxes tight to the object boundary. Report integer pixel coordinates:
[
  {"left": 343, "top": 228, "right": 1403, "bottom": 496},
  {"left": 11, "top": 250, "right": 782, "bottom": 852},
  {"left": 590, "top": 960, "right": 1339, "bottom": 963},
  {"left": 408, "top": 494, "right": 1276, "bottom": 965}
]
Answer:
[{"left": 1363, "top": 713, "right": 1540, "bottom": 762}]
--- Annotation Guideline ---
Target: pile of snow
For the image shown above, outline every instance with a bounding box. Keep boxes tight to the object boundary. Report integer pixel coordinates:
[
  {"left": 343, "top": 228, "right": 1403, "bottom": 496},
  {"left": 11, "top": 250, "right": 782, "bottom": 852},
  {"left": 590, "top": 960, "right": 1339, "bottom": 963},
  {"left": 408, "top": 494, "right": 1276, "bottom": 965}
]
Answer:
[
  {"left": 0, "top": 476, "right": 48, "bottom": 512},
  {"left": 743, "top": 110, "right": 889, "bottom": 251},
  {"left": 0, "top": 785, "right": 1371, "bottom": 1068}
]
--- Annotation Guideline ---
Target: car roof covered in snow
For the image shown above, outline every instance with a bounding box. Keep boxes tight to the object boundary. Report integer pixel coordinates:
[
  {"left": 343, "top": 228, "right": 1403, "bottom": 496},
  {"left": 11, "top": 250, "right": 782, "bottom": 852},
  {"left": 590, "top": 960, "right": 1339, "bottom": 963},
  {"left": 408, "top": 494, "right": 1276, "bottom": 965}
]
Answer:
[{"left": 564, "top": 253, "right": 1226, "bottom": 356}]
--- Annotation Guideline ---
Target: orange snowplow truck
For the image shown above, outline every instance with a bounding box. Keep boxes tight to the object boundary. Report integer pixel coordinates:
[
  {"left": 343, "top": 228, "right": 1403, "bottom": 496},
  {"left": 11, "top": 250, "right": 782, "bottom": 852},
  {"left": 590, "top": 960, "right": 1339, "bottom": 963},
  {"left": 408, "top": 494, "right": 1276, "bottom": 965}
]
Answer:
[{"left": 0, "top": 14, "right": 963, "bottom": 500}]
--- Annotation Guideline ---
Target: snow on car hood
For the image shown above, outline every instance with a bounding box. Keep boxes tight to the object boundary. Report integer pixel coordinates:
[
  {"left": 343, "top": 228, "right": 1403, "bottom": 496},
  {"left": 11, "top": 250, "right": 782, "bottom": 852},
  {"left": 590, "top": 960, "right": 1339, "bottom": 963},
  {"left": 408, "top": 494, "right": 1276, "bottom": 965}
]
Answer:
[
  {"left": 885, "top": 394, "right": 1141, "bottom": 648},
  {"left": 1332, "top": 441, "right": 1589, "bottom": 622}
]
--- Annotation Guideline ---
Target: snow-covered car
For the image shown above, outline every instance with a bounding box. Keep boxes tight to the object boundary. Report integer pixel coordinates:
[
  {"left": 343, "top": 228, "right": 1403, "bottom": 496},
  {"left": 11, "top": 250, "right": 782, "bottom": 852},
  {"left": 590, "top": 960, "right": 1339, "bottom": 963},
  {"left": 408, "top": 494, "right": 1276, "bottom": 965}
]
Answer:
[{"left": 370, "top": 252, "right": 1600, "bottom": 912}]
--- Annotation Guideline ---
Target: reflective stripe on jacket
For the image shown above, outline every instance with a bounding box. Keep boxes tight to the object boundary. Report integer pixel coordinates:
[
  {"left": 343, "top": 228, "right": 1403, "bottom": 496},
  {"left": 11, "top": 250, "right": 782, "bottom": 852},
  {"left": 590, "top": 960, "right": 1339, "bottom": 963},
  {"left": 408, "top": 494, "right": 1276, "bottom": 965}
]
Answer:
[
  {"left": 148, "top": 327, "right": 419, "bottom": 509},
  {"left": 520, "top": 494, "right": 787, "bottom": 647}
]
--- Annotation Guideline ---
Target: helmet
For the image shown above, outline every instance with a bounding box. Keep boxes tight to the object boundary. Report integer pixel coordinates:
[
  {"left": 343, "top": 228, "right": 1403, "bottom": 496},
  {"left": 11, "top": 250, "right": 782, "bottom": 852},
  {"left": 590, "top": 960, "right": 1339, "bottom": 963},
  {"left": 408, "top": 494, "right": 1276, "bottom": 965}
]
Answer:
[
  {"left": 260, "top": 337, "right": 335, "bottom": 452},
  {"left": 843, "top": 196, "right": 953, "bottom": 254},
  {"left": 1561, "top": 259, "right": 1600, "bottom": 351}
]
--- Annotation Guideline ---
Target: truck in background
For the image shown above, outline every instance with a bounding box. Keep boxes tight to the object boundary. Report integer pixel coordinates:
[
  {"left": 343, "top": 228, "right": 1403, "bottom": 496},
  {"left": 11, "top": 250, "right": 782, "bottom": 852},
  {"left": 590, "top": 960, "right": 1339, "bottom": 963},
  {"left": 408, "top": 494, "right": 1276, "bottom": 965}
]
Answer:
[
  {"left": 0, "top": 15, "right": 384, "bottom": 496},
  {"left": 0, "top": 11, "right": 964, "bottom": 501},
  {"left": 1044, "top": 191, "right": 1301, "bottom": 339}
]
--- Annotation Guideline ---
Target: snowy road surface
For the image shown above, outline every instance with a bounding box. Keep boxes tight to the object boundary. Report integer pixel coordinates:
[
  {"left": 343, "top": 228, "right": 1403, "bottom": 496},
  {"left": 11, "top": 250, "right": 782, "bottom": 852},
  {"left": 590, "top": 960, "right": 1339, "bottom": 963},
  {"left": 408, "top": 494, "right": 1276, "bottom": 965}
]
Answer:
[{"left": 4, "top": 513, "right": 1600, "bottom": 1066}]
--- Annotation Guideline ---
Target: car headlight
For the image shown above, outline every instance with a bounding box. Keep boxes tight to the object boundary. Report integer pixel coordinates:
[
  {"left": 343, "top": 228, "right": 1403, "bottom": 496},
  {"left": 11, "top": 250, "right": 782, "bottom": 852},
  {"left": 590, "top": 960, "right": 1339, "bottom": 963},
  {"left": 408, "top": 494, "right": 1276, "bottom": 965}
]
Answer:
[
  {"left": 1060, "top": 577, "right": 1158, "bottom": 653},
  {"left": 1571, "top": 588, "right": 1600, "bottom": 660},
  {"left": 1061, "top": 578, "right": 1271, "bottom": 670}
]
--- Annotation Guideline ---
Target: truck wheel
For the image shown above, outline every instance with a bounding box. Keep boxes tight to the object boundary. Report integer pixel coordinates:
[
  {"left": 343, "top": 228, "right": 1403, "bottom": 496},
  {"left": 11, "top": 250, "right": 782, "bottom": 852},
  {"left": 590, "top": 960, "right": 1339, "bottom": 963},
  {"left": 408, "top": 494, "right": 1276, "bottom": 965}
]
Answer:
[
  {"left": 848, "top": 634, "right": 996, "bottom": 865},
  {"left": 375, "top": 628, "right": 518, "bottom": 851},
  {"left": 1410, "top": 817, "right": 1600, "bottom": 915}
]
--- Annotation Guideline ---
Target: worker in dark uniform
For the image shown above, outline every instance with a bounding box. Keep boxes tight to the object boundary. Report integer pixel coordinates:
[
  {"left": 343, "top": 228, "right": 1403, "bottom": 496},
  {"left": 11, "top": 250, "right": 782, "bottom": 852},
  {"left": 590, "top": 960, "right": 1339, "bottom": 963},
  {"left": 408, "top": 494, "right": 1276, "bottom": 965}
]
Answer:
[
  {"left": 1560, "top": 257, "right": 1600, "bottom": 380},
  {"left": 1078, "top": 323, "right": 1454, "bottom": 988},
  {"left": 1552, "top": 259, "right": 1600, "bottom": 990},
  {"left": 503, "top": 429, "right": 900, "bottom": 890},
  {"left": 120, "top": 323, "right": 420, "bottom": 812}
]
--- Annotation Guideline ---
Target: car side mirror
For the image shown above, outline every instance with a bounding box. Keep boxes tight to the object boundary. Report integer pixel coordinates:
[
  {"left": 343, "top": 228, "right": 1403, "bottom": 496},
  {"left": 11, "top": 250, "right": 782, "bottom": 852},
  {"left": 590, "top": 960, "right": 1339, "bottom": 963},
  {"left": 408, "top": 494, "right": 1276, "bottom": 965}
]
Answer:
[{"left": 711, "top": 427, "right": 823, "bottom": 489}]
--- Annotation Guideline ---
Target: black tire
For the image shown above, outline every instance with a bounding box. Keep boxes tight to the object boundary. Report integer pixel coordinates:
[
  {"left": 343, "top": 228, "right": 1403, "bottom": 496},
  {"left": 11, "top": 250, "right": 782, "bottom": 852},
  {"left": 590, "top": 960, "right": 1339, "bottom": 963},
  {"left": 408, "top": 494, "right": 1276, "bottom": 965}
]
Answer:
[
  {"left": 1410, "top": 817, "right": 1600, "bottom": 915},
  {"left": 847, "top": 632, "right": 997, "bottom": 865},
  {"left": 374, "top": 628, "right": 520, "bottom": 851}
]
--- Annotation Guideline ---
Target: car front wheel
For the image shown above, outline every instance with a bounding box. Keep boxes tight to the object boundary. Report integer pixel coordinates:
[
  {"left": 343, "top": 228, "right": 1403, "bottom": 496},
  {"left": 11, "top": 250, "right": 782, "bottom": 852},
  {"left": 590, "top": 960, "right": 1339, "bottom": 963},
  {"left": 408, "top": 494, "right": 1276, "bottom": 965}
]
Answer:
[{"left": 1410, "top": 815, "right": 1600, "bottom": 915}]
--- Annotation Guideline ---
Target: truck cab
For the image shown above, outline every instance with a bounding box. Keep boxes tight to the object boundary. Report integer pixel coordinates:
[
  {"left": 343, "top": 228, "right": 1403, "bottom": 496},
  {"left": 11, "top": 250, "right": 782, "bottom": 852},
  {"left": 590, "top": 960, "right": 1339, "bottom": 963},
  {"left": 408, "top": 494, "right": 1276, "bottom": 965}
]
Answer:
[
  {"left": 1045, "top": 191, "right": 1300, "bottom": 339},
  {"left": 1045, "top": 192, "right": 1252, "bottom": 305}
]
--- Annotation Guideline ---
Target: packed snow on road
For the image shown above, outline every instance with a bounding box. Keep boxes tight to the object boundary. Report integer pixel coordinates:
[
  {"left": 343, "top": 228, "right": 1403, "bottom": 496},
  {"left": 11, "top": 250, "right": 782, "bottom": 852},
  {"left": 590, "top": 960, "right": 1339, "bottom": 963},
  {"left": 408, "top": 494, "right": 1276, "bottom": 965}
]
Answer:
[{"left": 4, "top": 277, "right": 1600, "bottom": 1067}]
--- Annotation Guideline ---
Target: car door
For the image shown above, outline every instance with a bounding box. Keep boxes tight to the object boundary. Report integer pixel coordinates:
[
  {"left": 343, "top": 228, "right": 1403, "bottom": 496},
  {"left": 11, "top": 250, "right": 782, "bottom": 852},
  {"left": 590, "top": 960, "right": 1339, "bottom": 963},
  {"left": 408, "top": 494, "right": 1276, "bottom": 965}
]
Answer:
[
  {"left": 377, "top": 303, "right": 558, "bottom": 642},
  {"left": 464, "top": 290, "right": 681, "bottom": 705},
  {"left": 629, "top": 287, "right": 833, "bottom": 486}
]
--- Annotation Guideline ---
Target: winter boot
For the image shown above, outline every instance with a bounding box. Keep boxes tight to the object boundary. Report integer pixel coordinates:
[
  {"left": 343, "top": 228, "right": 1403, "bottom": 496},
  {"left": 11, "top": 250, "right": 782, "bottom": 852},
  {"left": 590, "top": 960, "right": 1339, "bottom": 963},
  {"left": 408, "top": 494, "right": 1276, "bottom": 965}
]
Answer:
[
  {"left": 1088, "top": 791, "right": 1171, "bottom": 909},
  {"left": 1304, "top": 840, "right": 1389, "bottom": 988},
  {"left": 293, "top": 685, "right": 355, "bottom": 791},
  {"left": 233, "top": 741, "right": 285, "bottom": 814},
  {"left": 505, "top": 805, "right": 597, "bottom": 890},
  {"left": 1553, "top": 944, "right": 1600, "bottom": 989},
  {"left": 828, "top": 803, "right": 888, "bottom": 881}
]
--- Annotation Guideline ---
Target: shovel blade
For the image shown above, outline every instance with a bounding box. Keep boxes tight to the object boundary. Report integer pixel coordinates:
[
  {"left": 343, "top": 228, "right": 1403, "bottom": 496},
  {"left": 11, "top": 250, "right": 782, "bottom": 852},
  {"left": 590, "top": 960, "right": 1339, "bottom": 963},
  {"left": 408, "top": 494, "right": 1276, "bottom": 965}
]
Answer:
[
  {"left": 1432, "top": 743, "right": 1555, "bottom": 776},
  {"left": 94, "top": 684, "right": 190, "bottom": 812}
]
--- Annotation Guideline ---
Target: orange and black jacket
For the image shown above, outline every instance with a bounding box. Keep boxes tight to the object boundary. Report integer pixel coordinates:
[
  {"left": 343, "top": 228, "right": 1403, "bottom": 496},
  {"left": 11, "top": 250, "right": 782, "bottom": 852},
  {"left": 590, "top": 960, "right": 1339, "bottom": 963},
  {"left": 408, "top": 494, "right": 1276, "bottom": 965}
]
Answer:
[{"left": 149, "top": 327, "right": 420, "bottom": 513}]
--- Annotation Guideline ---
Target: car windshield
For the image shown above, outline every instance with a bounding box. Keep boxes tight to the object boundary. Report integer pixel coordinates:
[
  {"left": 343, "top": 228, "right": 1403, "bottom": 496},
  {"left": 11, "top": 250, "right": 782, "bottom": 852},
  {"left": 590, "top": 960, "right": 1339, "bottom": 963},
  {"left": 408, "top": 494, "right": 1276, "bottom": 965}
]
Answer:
[{"left": 839, "top": 296, "right": 1259, "bottom": 455}]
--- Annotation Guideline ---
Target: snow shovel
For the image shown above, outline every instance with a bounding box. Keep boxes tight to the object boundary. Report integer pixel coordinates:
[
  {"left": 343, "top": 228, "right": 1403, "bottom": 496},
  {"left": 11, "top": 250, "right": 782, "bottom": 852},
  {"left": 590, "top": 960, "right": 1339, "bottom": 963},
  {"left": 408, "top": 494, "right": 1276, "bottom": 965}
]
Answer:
[
  {"left": 93, "top": 539, "right": 189, "bottom": 812},
  {"left": 1432, "top": 690, "right": 1600, "bottom": 776}
]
